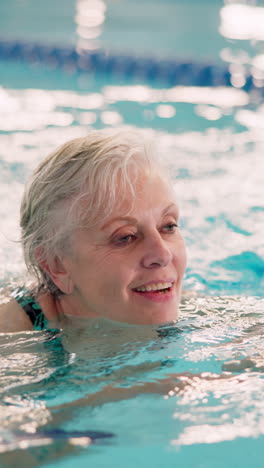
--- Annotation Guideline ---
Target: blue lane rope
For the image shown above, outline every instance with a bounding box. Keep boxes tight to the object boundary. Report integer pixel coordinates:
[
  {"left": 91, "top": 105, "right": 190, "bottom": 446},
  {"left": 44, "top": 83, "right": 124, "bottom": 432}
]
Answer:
[{"left": 0, "top": 38, "right": 259, "bottom": 92}]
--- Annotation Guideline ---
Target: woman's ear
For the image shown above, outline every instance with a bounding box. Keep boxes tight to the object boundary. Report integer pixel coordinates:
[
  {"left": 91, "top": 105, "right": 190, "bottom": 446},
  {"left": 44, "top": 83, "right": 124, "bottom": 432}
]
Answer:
[{"left": 35, "top": 248, "right": 74, "bottom": 295}]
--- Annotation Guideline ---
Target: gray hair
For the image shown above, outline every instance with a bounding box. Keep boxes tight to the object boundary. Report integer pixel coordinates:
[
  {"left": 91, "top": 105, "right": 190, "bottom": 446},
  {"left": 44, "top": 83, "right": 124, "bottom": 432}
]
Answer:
[{"left": 20, "top": 128, "right": 168, "bottom": 295}]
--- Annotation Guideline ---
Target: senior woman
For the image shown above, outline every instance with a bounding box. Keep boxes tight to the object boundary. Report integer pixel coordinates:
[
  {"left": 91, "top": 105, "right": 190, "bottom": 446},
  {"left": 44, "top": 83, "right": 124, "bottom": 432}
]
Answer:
[{"left": 0, "top": 128, "right": 187, "bottom": 332}]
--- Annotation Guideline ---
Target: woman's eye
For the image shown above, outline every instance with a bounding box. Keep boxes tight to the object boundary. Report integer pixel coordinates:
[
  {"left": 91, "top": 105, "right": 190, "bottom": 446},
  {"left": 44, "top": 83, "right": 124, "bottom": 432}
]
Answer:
[
  {"left": 162, "top": 223, "right": 178, "bottom": 233},
  {"left": 114, "top": 234, "right": 137, "bottom": 246}
]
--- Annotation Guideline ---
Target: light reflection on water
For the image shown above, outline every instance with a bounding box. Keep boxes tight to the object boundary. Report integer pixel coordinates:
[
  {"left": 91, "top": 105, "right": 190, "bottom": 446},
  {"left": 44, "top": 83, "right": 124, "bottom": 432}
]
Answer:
[
  {"left": 75, "top": 0, "right": 106, "bottom": 51},
  {"left": 220, "top": 1, "right": 264, "bottom": 91},
  {"left": 220, "top": 4, "right": 264, "bottom": 42}
]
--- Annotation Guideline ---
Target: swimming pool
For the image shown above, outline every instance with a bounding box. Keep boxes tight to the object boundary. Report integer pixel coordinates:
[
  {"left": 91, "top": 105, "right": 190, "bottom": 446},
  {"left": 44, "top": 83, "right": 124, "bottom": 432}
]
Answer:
[{"left": 0, "top": 0, "right": 264, "bottom": 466}]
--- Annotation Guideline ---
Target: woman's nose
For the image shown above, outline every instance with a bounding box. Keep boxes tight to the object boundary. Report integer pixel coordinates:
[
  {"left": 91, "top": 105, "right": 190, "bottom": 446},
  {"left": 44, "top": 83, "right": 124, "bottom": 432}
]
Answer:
[{"left": 140, "top": 233, "right": 173, "bottom": 269}]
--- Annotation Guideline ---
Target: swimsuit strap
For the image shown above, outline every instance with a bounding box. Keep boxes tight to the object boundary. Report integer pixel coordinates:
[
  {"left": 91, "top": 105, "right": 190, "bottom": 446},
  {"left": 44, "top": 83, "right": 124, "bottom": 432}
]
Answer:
[{"left": 11, "top": 287, "right": 47, "bottom": 330}]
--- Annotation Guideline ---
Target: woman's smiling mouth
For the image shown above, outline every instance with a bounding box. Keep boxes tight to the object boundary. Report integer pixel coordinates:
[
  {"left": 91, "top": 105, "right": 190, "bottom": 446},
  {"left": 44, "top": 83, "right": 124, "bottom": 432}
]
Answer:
[{"left": 131, "top": 281, "right": 175, "bottom": 302}]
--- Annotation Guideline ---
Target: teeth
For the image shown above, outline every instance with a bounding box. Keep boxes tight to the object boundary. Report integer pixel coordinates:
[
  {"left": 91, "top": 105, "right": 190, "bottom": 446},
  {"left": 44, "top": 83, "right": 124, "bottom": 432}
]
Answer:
[{"left": 134, "top": 282, "right": 173, "bottom": 292}]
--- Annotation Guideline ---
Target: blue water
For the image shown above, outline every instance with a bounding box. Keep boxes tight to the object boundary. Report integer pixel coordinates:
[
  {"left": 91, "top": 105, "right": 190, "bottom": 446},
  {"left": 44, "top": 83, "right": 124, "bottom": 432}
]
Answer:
[
  {"left": 0, "top": 0, "right": 264, "bottom": 466},
  {"left": 1, "top": 296, "right": 264, "bottom": 467}
]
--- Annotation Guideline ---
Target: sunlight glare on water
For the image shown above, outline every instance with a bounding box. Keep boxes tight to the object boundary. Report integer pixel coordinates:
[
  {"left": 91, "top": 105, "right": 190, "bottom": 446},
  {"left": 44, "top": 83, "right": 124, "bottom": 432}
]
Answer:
[{"left": 220, "top": 4, "right": 264, "bottom": 41}]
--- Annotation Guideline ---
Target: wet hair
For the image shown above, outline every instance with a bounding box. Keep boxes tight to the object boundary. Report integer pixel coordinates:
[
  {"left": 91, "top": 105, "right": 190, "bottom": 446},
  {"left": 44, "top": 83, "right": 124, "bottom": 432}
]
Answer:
[{"left": 20, "top": 128, "right": 170, "bottom": 295}]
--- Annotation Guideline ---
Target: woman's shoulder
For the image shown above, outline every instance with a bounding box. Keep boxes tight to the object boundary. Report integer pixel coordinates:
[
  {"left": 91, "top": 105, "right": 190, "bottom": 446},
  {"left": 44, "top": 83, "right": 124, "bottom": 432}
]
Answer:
[
  {"left": 0, "top": 296, "right": 33, "bottom": 332},
  {"left": 0, "top": 284, "right": 45, "bottom": 332}
]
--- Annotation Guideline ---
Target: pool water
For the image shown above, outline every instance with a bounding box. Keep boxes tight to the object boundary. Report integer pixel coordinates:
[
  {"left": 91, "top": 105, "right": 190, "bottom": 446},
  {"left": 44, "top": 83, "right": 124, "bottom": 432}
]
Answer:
[
  {"left": 1, "top": 296, "right": 264, "bottom": 468},
  {"left": 0, "top": 0, "right": 264, "bottom": 466}
]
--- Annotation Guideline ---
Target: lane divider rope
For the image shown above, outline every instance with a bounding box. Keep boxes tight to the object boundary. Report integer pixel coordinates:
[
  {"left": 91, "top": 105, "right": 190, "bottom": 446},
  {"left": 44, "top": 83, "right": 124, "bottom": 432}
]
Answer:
[{"left": 0, "top": 38, "right": 259, "bottom": 92}]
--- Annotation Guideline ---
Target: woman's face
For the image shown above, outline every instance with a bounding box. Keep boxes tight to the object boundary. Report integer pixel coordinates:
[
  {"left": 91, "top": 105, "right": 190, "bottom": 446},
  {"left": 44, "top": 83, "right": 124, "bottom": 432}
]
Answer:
[{"left": 61, "top": 171, "right": 187, "bottom": 325}]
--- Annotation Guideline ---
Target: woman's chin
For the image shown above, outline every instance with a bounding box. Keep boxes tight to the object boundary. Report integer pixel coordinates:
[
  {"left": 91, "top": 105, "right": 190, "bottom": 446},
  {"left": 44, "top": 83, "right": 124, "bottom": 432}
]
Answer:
[{"left": 135, "top": 310, "right": 179, "bottom": 326}]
